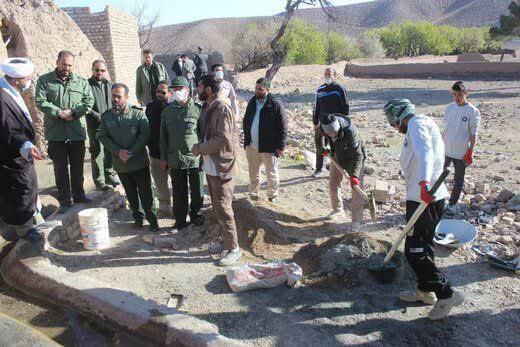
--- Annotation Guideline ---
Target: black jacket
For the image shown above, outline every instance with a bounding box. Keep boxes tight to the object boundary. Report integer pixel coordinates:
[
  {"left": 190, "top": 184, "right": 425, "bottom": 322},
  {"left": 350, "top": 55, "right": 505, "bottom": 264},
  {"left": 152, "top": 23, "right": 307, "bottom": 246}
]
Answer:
[
  {"left": 326, "top": 114, "right": 366, "bottom": 178},
  {"left": 0, "top": 88, "right": 38, "bottom": 225},
  {"left": 145, "top": 99, "right": 168, "bottom": 159},
  {"left": 313, "top": 81, "right": 349, "bottom": 125},
  {"left": 194, "top": 52, "right": 209, "bottom": 77},
  {"left": 243, "top": 93, "right": 287, "bottom": 154},
  {"left": 172, "top": 60, "right": 183, "bottom": 78}
]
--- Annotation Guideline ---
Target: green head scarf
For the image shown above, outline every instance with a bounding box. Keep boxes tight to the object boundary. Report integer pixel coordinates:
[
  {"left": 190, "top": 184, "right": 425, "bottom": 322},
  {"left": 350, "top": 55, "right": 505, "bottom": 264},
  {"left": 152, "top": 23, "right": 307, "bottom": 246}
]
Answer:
[{"left": 384, "top": 99, "right": 416, "bottom": 126}]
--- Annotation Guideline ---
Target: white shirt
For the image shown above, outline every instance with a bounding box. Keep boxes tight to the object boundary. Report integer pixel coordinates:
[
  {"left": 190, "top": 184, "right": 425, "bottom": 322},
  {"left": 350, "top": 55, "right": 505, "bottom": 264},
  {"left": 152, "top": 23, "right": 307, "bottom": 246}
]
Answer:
[
  {"left": 443, "top": 102, "right": 480, "bottom": 160},
  {"left": 251, "top": 98, "right": 266, "bottom": 150},
  {"left": 202, "top": 155, "right": 218, "bottom": 176},
  {"left": 218, "top": 80, "right": 239, "bottom": 118},
  {"left": 400, "top": 114, "right": 449, "bottom": 203},
  {"left": 0, "top": 77, "right": 35, "bottom": 160}
]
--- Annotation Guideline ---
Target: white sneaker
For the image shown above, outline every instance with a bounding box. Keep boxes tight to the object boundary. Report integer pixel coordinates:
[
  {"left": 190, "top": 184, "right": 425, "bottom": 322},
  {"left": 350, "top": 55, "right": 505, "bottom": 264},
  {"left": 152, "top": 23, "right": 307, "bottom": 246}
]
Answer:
[
  {"left": 327, "top": 208, "right": 345, "bottom": 221},
  {"left": 428, "top": 290, "right": 464, "bottom": 320},
  {"left": 445, "top": 204, "right": 459, "bottom": 215},
  {"left": 399, "top": 289, "right": 437, "bottom": 305},
  {"left": 312, "top": 170, "right": 324, "bottom": 178},
  {"left": 219, "top": 248, "right": 243, "bottom": 266}
]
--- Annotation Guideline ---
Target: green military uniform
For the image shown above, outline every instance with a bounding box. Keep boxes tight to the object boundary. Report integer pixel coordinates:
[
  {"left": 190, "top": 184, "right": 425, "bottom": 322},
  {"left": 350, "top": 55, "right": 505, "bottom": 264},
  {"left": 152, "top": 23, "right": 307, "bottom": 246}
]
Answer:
[
  {"left": 35, "top": 70, "right": 94, "bottom": 206},
  {"left": 87, "top": 77, "right": 117, "bottom": 189},
  {"left": 160, "top": 95, "right": 204, "bottom": 227},
  {"left": 98, "top": 105, "right": 158, "bottom": 228},
  {"left": 329, "top": 117, "right": 366, "bottom": 178},
  {"left": 135, "top": 61, "right": 169, "bottom": 106}
]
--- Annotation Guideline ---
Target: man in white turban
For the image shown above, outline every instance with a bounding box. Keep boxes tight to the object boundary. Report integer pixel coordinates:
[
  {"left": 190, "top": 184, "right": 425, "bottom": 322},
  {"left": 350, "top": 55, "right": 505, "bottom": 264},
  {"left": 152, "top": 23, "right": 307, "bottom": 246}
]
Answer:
[{"left": 0, "top": 57, "right": 58, "bottom": 242}]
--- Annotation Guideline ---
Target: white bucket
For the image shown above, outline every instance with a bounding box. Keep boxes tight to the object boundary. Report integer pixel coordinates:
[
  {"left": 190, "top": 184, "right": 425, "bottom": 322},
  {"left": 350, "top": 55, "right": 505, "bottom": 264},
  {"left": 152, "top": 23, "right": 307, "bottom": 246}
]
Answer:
[{"left": 78, "top": 208, "right": 110, "bottom": 250}]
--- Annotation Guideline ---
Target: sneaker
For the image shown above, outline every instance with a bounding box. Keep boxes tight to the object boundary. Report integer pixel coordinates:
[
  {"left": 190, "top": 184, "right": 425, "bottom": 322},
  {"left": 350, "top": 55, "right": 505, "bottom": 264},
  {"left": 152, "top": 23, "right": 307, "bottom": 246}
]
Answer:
[
  {"left": 170, "top": 222, "right": 187, "bottom": 233},
  {"left": 445, "top": 204, "right": 459, "bottom": 216},
  {"left": 219, "top": 248, "right": 243, "bottom": 266},
  {"left": 74, "top": 196, "right": 93, "bottom": 204},
  {"left": 312, "top": 170, "right": 324, "bottom": 178},
  {"left": 428, "top": 290, "right": 464, "bottom": 320},
  {"left": 399, "top": 289, "right": 437, "bottom": 305},
  {"left": 327, "top": 208, "right": 345, "bottom": 221}
]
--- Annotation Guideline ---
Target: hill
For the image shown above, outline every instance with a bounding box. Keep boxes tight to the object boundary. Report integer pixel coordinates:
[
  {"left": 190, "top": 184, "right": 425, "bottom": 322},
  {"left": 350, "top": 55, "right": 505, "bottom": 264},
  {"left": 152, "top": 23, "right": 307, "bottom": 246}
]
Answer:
[{"left": 146, "top": 0, "right": 511, "bottom": 67}]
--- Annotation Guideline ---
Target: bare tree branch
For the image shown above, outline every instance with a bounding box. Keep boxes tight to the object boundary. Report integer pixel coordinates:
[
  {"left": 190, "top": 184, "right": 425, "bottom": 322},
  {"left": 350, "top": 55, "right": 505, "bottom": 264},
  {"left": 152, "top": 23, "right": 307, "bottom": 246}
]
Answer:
[{"left": 132, "top": 1, "right": 160, "bottom": 48}]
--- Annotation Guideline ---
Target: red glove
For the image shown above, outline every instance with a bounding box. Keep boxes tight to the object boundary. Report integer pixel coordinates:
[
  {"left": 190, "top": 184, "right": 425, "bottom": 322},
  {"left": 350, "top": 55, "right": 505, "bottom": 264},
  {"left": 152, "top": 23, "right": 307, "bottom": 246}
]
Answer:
[
  {"left": 419, "top": 181, "right": 434, "bottom": 204},
  {"left": 323, "top": 149, "right": 330, "bottom": 157},
  {"left": 463, "top": 149, "right": 473, "bottom": 166},
  {"left": 350, "top": 176, "right": 360, "bottom": 188}
]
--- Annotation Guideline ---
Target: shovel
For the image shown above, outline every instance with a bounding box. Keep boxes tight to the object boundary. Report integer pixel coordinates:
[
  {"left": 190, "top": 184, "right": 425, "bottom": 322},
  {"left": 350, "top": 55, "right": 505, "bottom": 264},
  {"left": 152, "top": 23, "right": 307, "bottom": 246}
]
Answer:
[
  {"left": 329, "top": 157, "right": 377, "bottom": 220},
  {"left": 368, "top": 168, "right": 450, "bottom": 279}
]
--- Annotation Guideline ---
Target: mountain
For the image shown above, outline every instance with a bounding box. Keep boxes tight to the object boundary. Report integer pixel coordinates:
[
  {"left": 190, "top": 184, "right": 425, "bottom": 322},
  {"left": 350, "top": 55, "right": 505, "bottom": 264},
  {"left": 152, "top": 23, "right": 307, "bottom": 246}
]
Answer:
[{"left": 147, "top": 0, "right": 510, "bottom": 65}]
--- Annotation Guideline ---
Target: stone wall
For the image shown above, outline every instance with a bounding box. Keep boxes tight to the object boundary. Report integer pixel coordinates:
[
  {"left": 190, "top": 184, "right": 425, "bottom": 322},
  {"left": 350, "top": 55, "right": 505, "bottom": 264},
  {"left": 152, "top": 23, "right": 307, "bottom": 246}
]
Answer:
[
  {"left": 0, "top": 0, "right": 103, "bottom": 153},
  {"left": 63, "top": 6, "right": 141, "bottom": 101}
]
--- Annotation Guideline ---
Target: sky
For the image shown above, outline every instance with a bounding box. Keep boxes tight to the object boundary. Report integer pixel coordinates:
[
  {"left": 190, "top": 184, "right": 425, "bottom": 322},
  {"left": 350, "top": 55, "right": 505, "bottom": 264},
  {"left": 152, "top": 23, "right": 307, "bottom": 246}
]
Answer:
[{"left": 56, "top": 0, "right": 374, "bottom": 26}]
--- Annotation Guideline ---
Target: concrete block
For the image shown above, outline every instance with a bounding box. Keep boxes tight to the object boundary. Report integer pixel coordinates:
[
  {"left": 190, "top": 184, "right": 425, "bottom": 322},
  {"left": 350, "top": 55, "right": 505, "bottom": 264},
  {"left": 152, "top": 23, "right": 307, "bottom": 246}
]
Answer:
[
  {"left": 153, "top": 237, "right": 175, "bottom": 248},
  {"left": 373, "top": 180, "right": 389, "bottom": 203}
]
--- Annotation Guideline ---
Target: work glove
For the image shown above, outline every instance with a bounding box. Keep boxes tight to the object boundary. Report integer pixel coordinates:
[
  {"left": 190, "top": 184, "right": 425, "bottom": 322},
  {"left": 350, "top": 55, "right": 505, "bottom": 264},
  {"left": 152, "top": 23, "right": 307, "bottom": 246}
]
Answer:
[
  {"left": 463, "top": 149, "right": 473, "bottom": 166},
  {"left": 419, "top": 181, "right": 435, "bottom": 204},
  {"left": 349, "top": 176, "right": 360, "bottom": 188}
]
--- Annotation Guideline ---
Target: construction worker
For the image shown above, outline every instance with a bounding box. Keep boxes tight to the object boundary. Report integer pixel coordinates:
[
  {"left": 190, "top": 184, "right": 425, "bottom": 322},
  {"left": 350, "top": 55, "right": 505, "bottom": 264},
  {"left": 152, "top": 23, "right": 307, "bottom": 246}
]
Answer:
[
  {"left": 98, "top": 83, "right": 158, "bottom": 231},
  {"left": 35, "top": 50, "right": 94, "bottom": 214},
  {"left": 312, "top": 67, "right": 349, "bottom": 177},
  {"left": 320, "top": 113, "right": 366, "bottom": 225},
  {"left": 384, "top": 99, "right": 464, "bottom": 320},
  {"left": 443, "top": 81, "right": 481, "bottom": 215},
  {"left": 160, "top": 76, "right": 204, "bottom": 230}
]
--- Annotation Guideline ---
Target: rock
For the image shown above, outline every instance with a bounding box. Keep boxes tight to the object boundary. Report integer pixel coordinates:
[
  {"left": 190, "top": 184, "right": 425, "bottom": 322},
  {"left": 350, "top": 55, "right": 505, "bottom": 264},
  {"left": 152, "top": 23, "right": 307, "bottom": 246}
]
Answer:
[
  {"left": 514, "top": 222, "right": 520, "bottom": 231},
  {"left": 505, "top": 193, "right": 520, "bottom": 211},
  {"left": 293, "top": 88, "right": 301, "bottom": 94},
  {"left": 475, "top": 183, "right": 490, "bottom": 196},
  {"left": 472, "top": 194, "right": 487, "bottom": 203},
  {"left": 493, "top": 175, "right": 505, "bottom": 182},
  {"left": 391, "top": 174, "right": 400, "bottom": 180},
  {"left": 504, "top": 212, "right": 516, "bottom": 220},
  {"left": 501, "top": 217, "right": 515, "bottom": 225},
  {"left": 142, "top": 234, "right": 154, "bottom": 244},
  {"left": 497, "top": 189, "right": 515, "bottom": 203},
  {"left": 399, "top": 200, "right": 407, "bottom": 208},
  {"left": 153, "top": 237, "right": 175, "bottom": 248},
  {"left": 463, "top": 182, "right": 475, "bottom": 195},
  {"left": 388, "top": 185, "right": 396, "bottom": 196},
  {"left": 364, "top": 166, "right": 376, "bottom": 175},
  {"left": 497, "top": 235, "right": 514, "bottom": 244},
  {"left": 491, "top": 185, "right": 502, "bottom": 193},
  {"left": 40, "top": 194, "right": 59, "bottom": 219}
]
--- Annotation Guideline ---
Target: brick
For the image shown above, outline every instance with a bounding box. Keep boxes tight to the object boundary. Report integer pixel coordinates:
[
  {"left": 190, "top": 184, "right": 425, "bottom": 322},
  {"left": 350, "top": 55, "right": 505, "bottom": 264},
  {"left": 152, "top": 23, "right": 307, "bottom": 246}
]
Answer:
[{"left": 373, "top": 180, "right": 389, "bottom": 203}]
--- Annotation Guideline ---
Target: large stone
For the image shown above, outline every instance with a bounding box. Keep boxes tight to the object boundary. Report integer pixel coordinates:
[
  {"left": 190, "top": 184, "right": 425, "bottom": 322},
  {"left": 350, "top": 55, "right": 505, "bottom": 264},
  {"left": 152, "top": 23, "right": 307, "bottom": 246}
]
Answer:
[
  {"left": 497, "top": 189, "right": 515, "bottom": 203},
  {"left": 373, "top": 180, "right": 389, "bottom": 203},
  {"left": 501, "top": 216, "right": 515, "bottom": 225},
  {"left": 472, "top": 194, "right": 487, "bottom": 203},
  {"left": 475, "top": 183, "right": 490, "bottom": 196}
]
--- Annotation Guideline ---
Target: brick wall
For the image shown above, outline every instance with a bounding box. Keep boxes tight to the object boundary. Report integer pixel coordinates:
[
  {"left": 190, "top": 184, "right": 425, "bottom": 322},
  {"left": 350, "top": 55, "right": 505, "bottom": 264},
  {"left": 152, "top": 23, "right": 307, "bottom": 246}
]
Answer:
[{"left": 63, "top": 6, "right": 141, "bottom": 101}]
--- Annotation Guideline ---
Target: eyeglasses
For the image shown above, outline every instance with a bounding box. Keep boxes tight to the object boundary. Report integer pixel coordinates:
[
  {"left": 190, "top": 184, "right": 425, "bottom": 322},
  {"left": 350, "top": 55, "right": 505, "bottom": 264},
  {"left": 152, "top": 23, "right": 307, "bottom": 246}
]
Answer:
[
  {"left": 95, "top": 69, "right": 106, "bottom": 72},
  {"left": 156, "top": 90, "right": 167, "bottom": 95}
]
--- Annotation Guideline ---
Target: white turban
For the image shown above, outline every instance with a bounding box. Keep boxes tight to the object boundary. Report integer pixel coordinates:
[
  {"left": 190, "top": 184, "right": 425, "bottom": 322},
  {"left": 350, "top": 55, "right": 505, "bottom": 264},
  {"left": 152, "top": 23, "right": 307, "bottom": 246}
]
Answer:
[{"left": 1, "top": 57, "right": 35, "bottom": 78}]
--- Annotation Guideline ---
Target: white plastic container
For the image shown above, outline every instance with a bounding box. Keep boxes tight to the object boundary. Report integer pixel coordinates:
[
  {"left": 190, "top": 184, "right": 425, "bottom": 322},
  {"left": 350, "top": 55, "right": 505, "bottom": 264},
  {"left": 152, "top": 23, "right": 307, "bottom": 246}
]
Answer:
[{"left": 78, "top": 208, "right": 110, "bottom": 250}]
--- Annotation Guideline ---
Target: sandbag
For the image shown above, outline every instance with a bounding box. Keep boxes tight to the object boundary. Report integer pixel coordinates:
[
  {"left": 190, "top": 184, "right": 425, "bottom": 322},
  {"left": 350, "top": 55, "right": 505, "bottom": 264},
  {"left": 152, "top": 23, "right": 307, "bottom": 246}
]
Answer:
[{"left": 226, "top": 260, "right": 302, "bottom": 293}]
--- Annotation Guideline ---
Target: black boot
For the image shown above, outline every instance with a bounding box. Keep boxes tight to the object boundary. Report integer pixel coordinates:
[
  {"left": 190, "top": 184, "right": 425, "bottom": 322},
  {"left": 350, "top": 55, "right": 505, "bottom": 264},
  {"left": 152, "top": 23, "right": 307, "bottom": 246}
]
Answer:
[{"left": 313, "top": 154, "right": 324, "bottom": 177}]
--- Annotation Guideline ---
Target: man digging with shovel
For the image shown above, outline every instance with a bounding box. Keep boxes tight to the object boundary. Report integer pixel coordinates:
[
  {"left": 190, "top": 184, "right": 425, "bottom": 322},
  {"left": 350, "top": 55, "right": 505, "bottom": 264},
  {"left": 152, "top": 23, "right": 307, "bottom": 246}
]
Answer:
[{"left": 385, "top": 99, "right": 464, "bottom": 320}]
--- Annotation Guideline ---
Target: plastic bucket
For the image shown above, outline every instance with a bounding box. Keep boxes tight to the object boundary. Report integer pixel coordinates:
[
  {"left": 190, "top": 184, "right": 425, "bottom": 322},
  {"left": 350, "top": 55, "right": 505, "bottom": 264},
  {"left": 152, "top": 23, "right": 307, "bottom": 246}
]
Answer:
[{"left": 78, "top": 208, "right": 110, "bottom": 250}]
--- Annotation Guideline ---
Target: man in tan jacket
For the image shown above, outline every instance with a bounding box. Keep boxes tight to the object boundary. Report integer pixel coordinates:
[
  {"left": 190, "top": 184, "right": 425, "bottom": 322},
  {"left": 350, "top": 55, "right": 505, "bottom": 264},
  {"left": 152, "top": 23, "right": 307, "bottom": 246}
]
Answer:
[{"left": 191, "top": 75, "right": 241, "bottom": 266}]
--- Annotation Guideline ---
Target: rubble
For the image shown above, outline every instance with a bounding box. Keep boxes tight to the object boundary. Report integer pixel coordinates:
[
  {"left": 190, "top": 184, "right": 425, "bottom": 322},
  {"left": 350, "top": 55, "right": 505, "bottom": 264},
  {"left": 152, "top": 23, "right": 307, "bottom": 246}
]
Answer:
[{"left": 497, "top": 189, "right": 515, "bottom": 203}]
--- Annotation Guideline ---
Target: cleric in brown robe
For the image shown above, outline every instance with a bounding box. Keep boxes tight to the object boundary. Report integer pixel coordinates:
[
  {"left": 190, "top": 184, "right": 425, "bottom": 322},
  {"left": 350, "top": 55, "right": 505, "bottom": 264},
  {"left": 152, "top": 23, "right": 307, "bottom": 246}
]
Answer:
[{"left": 0, "top": 57, "right": 58, "bottom": 241}]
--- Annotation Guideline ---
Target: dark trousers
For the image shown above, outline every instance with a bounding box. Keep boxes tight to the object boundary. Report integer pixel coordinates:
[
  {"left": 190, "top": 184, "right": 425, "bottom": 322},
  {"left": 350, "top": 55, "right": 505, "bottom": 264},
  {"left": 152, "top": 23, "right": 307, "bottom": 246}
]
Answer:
[
  {"left": 87, "top": 127, "right": 115, "bottom": 187},
  {"left": 118, "top": 167, "right": 157, "bottom": 226},
  {"left": 170, "top": 168, "right": 204, "bottom": 225},
  {"left": 314, "top": 127, "right": 327, "bottom": 171},
  {"left": 48, "top": 140, "right": 86, "bottom": 205},
  {"left": 444, "top": 156, "right": 466, "bottom": 205},
  {"left": 405, "top": 199, "right": 453, "bottom": 299}
]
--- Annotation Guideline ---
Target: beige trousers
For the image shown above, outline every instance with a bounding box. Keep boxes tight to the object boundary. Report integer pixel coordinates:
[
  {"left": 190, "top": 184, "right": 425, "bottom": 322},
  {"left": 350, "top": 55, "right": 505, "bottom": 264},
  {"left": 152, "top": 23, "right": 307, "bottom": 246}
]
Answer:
[
  {"left": 329, "top": 161, "right": 365, "bottom": 223},
  {"left": 150, "top": 157, "right": 171, "bottom": 208},
  {"left": 206, "top": 175, "right": 239, "bottom": 250},
  {"left": 245, "top": 146, "right": 280, "bottom": 199}
]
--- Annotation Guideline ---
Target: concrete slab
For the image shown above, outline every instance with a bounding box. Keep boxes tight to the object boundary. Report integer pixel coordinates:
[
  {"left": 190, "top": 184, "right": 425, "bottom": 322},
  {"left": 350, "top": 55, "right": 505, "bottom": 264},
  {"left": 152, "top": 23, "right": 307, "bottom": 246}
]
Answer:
[{"left": 0, "top": 311, "right": 59, "bottom": 347}]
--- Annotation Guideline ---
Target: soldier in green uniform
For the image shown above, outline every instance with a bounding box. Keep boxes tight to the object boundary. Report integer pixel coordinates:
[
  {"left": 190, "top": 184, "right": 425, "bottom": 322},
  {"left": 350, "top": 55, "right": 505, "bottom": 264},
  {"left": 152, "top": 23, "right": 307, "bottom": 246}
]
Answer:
[
  {"left": 35, "top": 50, "right": 94, "bottom": 214},
  {"left": 98, "top": 83, "right": 159, "bottom": 231},
  {"left": 160, "top": 76, "right": 204, "bottom": 230}
]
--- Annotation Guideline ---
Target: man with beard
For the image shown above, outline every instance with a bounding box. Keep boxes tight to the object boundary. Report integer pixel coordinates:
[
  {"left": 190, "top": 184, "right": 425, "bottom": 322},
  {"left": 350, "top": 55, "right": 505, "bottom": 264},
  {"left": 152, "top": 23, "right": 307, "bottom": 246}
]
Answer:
[
  {"left": 35, "top": 50, "right": 94, "bottom": 214},
  {"left": 99, "top": 83, "right": 158, "bottom": 231},
  {"left": 87, "top": 60, "right": 120, "bottom": 191},
  {"left": 136, "top": 49, "right": 169, "bottom": 107},
  {"left": 146, "top": 80, "right": 172, "bottom": 214},
  {"left": 0, "top": 57, "right": 59, "bottom": 241},
  {"left": 384, "top": 99, "right": 464, "bottom": 320},
  {"left": 191, "top": 75, "right": 240, "bottom": 266}
]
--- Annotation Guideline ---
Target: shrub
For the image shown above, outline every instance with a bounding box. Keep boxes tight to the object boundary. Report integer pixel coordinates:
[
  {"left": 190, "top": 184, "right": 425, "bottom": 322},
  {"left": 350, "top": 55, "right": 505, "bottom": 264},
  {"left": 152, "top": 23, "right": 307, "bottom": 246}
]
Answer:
[
  {"left": 324, "top": 32, "right": 348, "bottom": 64},
  {"left": 283, "top": 20, "right": 326, "bottom": 65},
  {"left": 358, "top": 32, "right": 386, "bottom": 58},
  {"left": 231, "top": 22, "right": 275, "bottom": 71}
]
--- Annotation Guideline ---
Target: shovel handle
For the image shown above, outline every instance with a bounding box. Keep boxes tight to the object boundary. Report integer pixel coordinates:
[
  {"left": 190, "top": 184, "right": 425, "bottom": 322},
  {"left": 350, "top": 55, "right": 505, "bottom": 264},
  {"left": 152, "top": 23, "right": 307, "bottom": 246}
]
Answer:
[
  {"left": 383, "top": 168, "right": 451, "bottom": 265},
  {"left": 353, "top": 184, "right": 371, "bottom": 202}
]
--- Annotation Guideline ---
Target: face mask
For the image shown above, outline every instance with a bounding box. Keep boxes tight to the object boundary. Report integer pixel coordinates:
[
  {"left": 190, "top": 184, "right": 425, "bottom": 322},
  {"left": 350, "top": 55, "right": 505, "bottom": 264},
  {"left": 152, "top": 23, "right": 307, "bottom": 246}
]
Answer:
[
  {"left": 324, "top": 77, "right": 333, "bottom": 85},
  {"left": 172, "top": 90, "right": 188, "bottom": 102},
  {"left": 21, "top": 80, "right": 32, "bottom": 91},
  {"left": 215, "top": 71, "right": 224, "bottom": 80}
]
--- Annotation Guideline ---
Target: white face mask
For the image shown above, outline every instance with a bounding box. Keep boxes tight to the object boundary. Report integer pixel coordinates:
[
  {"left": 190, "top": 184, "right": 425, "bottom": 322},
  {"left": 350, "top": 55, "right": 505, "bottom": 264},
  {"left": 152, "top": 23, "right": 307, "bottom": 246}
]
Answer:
[
  {"left": 172, "top": 89, "right": 188, "bottom": 103},
  {"left": 215, "top": 71, "right": 224, "bottom": 80},
  {"left": 21, "top": 80, "right": 32, "bottom": 91},
  {"left": 323, "top": 77, "right": 334, "bottom": 85}
]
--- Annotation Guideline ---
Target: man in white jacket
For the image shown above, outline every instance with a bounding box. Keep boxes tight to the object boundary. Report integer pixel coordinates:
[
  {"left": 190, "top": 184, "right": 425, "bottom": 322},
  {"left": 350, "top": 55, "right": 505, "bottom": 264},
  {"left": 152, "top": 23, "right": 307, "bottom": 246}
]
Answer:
[{"left": 384, "top": 99, "right": 464, "bottom": 320}]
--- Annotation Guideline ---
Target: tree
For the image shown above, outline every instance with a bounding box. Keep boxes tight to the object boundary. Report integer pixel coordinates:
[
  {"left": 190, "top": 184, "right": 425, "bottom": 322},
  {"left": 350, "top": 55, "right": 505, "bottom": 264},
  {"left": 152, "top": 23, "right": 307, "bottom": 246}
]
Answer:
[
  {"left": 265, "top": 0, "right": 335, "bottom": 81},
  {"left": 283, "top": 20, "right": 326, "bottom": 64},
  {"left": 490, "top": 1, "right": 520, "bottom": 37},
  {"left": 231, "top": 23, "right": 275, "bottom": 71},
  {"left": 132, "top": 1, "right": 160, "bottom": 48},
  {"left": 324, "top": 32, "right": 348, "bottom": 63}
]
